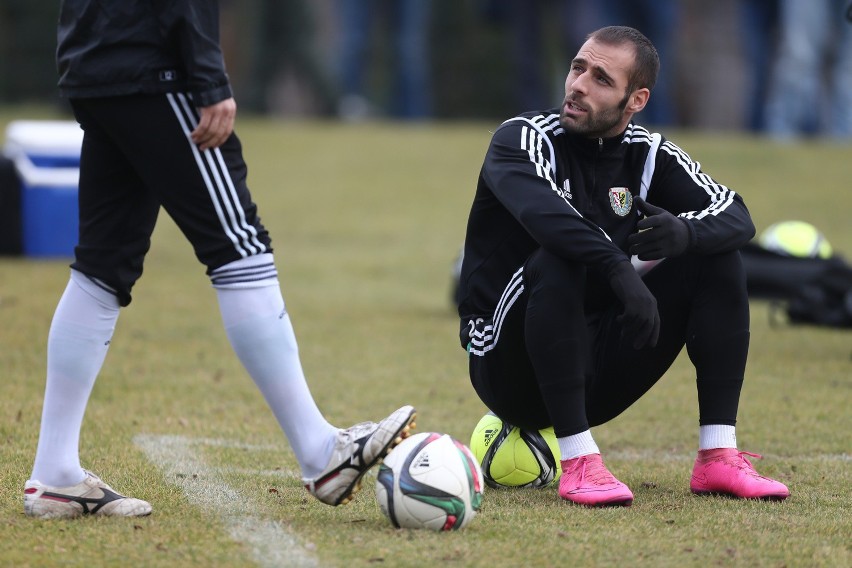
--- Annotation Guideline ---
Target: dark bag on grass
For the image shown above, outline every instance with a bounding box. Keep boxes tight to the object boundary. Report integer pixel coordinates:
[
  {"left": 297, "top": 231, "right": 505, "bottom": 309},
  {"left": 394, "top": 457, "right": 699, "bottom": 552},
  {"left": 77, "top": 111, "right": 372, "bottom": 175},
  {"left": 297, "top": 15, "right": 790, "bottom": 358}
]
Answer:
[
  {"left": 742, "top": 242, "right": 852, "bottom": 329},
  {"left": 784, "top": 261, "right": 852, "bottom": 328}
]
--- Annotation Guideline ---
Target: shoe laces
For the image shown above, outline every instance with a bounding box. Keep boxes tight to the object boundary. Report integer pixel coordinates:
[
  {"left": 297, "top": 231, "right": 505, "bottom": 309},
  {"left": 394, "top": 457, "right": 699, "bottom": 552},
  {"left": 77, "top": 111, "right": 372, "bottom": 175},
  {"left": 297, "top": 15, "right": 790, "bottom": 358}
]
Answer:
[
  {"left": 576, "top": 457, "right": 618, "bottom": 486},
  {"left": 338, "top": 422, "right": 376, "bottom": 463},
  {"left": 343, "top": 421, "right": 377, "bottom": 442},
  {"left": 715, "top": 450, "right": 763, "bottom": 474}
]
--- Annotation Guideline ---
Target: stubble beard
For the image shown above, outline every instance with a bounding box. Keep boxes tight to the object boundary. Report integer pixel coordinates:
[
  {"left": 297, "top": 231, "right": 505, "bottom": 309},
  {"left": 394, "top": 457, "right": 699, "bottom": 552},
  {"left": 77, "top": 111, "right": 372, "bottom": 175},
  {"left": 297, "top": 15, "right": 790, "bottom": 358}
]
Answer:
[{"left": 560, "top": 92, "right": 630, "bottom": 138}]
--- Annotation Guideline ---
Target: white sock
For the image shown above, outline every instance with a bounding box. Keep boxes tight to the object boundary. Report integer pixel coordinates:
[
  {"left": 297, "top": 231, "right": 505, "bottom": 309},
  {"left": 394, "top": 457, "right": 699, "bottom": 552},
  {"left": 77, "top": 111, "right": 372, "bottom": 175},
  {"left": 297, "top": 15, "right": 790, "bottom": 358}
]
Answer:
[
  {"left": 699, "top": 424, "right": 737, "bottom": 450},
  {"left": 214, "top": 257, "right": 337, "bottom": 478},
  {"left": 557, "top": 429, "right": 600, "bottom": 461},
  {"left": 31, "top": 270, "right": 119, "bottom": 487}
]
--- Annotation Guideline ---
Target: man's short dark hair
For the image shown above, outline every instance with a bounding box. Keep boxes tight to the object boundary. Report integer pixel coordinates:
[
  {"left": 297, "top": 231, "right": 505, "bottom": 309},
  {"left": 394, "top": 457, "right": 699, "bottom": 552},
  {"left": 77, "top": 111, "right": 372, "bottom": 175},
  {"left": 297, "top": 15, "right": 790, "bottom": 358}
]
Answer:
[{"left": 587, "top": 26, "right": 659, "bottom": 96}]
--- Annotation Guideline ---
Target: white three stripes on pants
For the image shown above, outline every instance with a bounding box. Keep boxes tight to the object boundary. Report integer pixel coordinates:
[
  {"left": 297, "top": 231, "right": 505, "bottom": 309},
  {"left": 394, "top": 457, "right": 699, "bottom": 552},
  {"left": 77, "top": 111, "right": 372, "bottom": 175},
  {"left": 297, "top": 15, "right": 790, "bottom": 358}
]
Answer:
[{"left": 166, "top": 92, "right": 266, "bottom": 258}]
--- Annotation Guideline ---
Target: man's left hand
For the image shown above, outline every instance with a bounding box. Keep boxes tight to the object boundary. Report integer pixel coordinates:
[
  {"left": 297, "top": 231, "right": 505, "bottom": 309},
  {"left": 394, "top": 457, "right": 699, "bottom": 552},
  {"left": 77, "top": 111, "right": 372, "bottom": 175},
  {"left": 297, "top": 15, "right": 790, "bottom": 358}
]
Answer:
[{"left": 628, "top": 197, "right": 691, "bottom": 260}]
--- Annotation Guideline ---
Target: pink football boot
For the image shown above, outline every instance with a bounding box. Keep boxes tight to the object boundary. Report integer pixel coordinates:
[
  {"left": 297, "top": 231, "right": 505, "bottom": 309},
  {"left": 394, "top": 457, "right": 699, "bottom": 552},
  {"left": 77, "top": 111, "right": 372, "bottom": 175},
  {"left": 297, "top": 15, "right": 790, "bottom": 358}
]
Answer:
[
  {"left": 690, "top": 448, "right": 790, "bottom": 500},
  {"left": 559, "top": 454, "right": 634, "bottom": 507}
]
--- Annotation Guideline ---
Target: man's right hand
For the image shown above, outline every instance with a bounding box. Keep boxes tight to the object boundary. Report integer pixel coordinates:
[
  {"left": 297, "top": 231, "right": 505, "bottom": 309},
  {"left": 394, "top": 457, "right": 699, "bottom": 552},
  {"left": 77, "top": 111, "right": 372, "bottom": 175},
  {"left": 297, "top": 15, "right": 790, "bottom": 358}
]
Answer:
[
  {"left": 191, "top": 97, "right": 237, "bottom": 151},
  {"left": 607, "top": 262, "right": 660, "bottom": 349}
]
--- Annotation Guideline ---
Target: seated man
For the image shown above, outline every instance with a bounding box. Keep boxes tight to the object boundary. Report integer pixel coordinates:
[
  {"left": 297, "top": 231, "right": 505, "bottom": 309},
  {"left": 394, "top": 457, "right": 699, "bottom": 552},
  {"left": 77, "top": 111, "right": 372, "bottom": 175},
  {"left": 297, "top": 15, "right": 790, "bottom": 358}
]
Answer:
[{"left": 456, "top": 26, "right": 789, "bottom": 506}]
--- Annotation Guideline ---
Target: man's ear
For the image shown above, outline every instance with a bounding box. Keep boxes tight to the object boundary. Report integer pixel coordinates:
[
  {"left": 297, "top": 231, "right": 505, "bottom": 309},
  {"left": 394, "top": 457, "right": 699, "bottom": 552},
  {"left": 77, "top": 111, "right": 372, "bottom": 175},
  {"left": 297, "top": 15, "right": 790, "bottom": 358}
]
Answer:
[{"left": 627, "top": 88, "right": 650, "bottom": 114}]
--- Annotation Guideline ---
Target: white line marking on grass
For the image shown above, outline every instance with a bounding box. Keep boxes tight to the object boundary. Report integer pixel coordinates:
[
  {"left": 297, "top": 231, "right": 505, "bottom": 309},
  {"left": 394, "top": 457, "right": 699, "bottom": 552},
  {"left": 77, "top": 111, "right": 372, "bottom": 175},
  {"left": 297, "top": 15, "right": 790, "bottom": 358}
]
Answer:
[
  {"left": 134, "top": 434, "right": 317, "bottom": 568},
  {"left": 184, "top": 437, "right": 282, "bottom": 452},
  {"left": 217, "top": 466, "right": 301, "bottom": 478}
]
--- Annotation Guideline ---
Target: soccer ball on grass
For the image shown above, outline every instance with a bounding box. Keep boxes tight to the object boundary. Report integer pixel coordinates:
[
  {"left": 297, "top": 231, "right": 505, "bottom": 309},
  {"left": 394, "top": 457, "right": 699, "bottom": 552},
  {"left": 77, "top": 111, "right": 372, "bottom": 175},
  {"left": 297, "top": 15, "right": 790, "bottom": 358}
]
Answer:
[
  {"left": 469, "top": 412, "right": 561, "bottom": 488},
  {"left": 375, "top": 432, "right": 484, "bottom": 531}
]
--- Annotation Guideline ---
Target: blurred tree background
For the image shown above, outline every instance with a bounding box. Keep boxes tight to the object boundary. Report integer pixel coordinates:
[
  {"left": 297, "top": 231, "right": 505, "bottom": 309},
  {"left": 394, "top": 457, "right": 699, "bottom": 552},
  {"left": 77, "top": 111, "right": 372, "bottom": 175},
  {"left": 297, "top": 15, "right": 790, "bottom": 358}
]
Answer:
[{"left": 0, "top": 1, "right": 60, "bottom": 104}]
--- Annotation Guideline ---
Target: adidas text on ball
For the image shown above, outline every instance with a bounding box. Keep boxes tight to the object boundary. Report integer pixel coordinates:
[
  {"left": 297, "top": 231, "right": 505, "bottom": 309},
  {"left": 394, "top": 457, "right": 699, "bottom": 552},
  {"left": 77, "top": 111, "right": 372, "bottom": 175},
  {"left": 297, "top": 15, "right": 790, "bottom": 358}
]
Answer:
[{"left": 469, "top": 412, "right": 561, "bottom": 488}]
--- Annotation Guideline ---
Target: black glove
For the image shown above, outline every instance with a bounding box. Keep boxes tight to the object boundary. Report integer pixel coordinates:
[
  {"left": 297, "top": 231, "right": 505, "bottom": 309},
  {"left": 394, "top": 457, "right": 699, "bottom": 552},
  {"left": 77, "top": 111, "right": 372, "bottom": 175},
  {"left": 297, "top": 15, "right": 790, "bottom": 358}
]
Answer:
[
  {"left": 628, "top": 197, "right": 691, "bottom": 260},
  {"left": 608, "top": 261, "right": 660, "bottom": 349}
]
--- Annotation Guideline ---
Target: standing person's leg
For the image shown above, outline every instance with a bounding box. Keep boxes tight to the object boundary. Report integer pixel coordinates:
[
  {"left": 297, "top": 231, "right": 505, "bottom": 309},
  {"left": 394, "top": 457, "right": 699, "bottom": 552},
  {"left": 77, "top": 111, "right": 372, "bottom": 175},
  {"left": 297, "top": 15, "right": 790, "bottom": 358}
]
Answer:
[
  {"left": 213, "top": 273, "right": 415, "bottom": 505},
  {"left": 25, "top": 98, "right": 160, "bottom": 519},
  {"left": 114, "top": 94, "right": 338, "bottom": 467},
  {"left": 135, "top": 93, "right": 415, "bottom": 506}
]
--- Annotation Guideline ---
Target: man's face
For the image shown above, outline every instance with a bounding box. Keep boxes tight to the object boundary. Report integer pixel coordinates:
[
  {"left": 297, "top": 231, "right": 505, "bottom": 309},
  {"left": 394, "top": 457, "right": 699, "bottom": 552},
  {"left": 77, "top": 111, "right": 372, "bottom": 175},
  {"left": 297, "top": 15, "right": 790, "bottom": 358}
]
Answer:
[{"left": 559, "top": 39, "right": 636, "bottom": 138}]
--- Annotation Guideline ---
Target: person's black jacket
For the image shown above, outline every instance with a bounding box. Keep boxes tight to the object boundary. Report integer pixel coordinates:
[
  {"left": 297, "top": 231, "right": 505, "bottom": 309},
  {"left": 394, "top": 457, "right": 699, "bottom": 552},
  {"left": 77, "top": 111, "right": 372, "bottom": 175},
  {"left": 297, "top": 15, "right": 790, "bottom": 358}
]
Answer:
[
  {"left": 57, "top": 0, "right": 232, "bottom": 106},
  {"left": 457, "top": 110, "right": 755, "bottom": 334}
]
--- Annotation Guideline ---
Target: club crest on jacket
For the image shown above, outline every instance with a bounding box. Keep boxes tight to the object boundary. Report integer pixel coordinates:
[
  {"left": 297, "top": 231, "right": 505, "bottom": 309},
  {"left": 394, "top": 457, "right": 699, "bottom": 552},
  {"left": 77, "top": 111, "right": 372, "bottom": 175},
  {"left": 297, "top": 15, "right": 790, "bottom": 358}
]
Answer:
[{"left": 609, "top": 187, "right": 632, "bottom": 216}]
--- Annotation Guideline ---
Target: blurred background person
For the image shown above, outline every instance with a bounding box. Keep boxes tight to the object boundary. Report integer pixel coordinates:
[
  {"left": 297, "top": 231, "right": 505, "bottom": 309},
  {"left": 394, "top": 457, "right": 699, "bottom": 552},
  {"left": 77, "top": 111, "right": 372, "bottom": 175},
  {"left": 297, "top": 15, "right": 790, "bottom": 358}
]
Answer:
[
  {"left": 739, "top": 0, "right": 780, "bottom": 133},
  {"left": 764, "top": 0, "right": 852, "bottom": 140},
  {"left": 334, "top": 0, "right": 433, "bottom": 121}
]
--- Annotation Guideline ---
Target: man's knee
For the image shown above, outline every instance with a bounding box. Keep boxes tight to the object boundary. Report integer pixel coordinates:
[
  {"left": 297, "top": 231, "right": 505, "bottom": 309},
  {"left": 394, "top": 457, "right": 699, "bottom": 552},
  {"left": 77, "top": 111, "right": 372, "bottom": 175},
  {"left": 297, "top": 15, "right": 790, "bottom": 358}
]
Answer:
[
  {"left": 695, "top": 250, "right": 747, "bottom": 293},
  {"left": 524, "top": 249, "right": 586, "bottom": 289},
  {"left": 70, "top": 260, "right": 141, "bottom": 307},
  {"left": 659, "top": 250, "right": 746, "bottom": 293}
]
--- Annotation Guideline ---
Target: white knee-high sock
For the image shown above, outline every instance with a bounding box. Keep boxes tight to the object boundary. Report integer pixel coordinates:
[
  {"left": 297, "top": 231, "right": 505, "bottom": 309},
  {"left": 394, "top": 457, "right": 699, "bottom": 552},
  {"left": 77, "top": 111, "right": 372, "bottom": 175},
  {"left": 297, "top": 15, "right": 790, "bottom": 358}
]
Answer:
[
  {"left": 213, "top": 256, "right": 337, "bottom": 478},
  {"left": 30, "top": 270, "right": 120, "bottom": 487}
]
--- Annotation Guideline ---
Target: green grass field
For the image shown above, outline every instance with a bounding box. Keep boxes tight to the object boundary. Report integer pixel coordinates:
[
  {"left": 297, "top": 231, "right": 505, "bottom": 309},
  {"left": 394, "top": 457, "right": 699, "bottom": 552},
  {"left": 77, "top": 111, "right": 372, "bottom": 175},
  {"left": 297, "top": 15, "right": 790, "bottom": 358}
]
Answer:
[{"left": 1, "top": 110, "right": 850, "bottom": 567}]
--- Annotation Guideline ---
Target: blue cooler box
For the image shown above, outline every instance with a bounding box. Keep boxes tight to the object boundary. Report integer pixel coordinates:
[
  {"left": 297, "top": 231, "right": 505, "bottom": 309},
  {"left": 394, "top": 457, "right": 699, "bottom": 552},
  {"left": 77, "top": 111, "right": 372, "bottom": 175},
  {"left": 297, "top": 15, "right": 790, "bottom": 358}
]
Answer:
[{"left": 4, "top": 120, "right": 83, "bottom": 257}]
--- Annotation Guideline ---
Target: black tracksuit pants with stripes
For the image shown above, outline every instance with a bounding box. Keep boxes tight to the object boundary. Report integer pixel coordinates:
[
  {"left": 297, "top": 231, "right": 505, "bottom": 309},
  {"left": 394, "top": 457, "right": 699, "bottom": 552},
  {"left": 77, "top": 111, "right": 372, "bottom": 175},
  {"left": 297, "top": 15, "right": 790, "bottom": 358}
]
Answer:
[
  {"left": 468, "top": 249, "right": 749, "bottom": 439},
  {"left": 69, "top": 94, "right": 271, "bottom": 306}
]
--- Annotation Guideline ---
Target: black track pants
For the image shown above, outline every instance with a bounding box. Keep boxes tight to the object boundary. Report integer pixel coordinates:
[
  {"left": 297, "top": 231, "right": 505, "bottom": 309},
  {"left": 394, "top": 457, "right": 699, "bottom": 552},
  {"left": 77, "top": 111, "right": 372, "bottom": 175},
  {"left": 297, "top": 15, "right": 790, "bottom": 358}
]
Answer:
[
  {"left": 69, "top": 94, "right": 271, "bottom": 306},
  {"left": 467, "top": 249, "right": 749, "bottom": 438}
]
